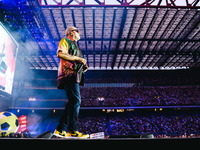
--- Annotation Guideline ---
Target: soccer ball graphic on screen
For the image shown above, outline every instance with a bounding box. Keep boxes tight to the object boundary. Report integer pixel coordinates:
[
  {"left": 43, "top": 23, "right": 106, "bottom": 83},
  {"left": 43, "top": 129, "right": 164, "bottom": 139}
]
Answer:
[{"left": 0, "top": 112, "right": 19, "bottom": 136}]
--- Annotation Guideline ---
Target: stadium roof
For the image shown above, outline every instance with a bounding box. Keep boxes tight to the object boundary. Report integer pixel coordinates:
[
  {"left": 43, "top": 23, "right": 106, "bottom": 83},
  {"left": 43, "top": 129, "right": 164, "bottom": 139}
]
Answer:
[{"left": 2, "top": 0, "right": 200, "bottom": 70}]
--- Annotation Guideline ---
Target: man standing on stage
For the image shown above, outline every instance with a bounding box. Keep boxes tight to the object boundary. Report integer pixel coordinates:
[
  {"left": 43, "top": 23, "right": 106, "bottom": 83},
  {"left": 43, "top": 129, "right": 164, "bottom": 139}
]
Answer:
[{"left": 54, "top": 27, "right": 89, "bottom": 138}]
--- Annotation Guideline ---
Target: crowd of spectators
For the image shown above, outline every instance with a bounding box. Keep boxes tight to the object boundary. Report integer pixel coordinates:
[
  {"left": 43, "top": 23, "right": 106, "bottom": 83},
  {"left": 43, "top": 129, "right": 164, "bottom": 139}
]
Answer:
[
  {"left": 80, "top": 86, "right": 200, "bottom": 106},
  {"left": 109, "top": 114, "right": 134, "bottom": 136},
  {"left": 76, "top": 111, "right": 200, "bottom": 138},
  {"left": 129, "top": 111, "right": 200, "bottom": 137},
  {"left": 78, "top": 115, "right": 109, "bottom": 135},
  {"left": 28, "top": 109, "right": 200, "bottom": 138},
  {"left": 19, "top": 69, "right": 200, "bottom": 138},
  {"left": 18, "top": 69, "right": 200, "bottom": 108}
]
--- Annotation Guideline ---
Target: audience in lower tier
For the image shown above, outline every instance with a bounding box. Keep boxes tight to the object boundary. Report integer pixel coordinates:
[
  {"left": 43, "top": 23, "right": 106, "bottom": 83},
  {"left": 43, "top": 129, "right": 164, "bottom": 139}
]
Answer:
[{"left": 76, "top": 111, "right": 200, "bottom": 138}]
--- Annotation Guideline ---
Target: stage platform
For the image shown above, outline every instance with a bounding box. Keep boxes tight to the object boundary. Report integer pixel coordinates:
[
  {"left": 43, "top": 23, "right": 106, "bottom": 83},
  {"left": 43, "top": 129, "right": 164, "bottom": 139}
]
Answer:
[{"left": 0, "top": 137, "right": 200, "bottom": 146}]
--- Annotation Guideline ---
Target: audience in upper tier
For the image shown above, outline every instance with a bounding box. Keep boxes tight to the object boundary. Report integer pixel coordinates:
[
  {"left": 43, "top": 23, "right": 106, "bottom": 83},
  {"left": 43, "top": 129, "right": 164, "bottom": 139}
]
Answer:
[{"left": 80, "top": 86, "right": 200, "bottom": 106}]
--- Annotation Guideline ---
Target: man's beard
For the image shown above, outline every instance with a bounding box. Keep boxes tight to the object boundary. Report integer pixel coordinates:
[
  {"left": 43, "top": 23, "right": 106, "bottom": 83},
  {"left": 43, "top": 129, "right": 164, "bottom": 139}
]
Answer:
[{"left": 72, "top": 32, "right": 80, "bottom": 41}]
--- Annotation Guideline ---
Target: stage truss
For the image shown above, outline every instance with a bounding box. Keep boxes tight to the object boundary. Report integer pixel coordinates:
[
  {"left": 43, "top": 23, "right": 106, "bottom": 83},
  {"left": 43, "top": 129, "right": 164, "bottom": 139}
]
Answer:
[
  {"left": 38, "top": 0, "right": 200, "bottom": 8},
  {"left": 2, "top": 0, "right": 200, "bottom": 70}
]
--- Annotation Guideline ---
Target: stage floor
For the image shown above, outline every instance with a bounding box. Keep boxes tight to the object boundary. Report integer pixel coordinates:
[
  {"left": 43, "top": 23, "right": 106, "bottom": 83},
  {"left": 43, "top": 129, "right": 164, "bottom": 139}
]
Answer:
[{"left": 0, "top": 137, "right": 200, "bottom": 146}]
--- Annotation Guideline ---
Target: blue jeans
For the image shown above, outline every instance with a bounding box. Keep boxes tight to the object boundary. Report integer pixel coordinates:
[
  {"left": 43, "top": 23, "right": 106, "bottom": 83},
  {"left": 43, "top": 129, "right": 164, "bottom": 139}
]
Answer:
[{"left": 57, "top": 82, "right": 81, "bottom": 132}]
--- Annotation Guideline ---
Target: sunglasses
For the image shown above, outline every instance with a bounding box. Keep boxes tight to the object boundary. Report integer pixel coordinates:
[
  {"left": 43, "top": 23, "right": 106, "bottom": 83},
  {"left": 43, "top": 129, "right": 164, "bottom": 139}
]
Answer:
[{"left": 71, "top": 29, "right": 79, "bottom": 33}]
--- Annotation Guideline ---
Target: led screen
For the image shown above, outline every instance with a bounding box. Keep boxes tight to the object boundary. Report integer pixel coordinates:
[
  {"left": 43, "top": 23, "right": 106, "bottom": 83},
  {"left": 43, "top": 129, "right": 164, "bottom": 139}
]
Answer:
[{"left": 0, "top": 22, "right": 19, "bottom": 95}]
